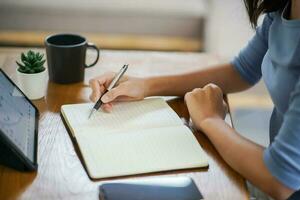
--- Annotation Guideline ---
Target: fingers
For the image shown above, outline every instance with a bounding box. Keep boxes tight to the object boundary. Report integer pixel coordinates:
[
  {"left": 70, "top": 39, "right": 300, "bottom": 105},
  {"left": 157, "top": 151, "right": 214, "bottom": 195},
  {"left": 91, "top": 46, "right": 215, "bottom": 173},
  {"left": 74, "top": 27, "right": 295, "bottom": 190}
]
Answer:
[
  {"left": 184, "top": 88, "right": 199, "bottom": 103},
  {"left": 184, "top": 83, "right": 227, "bottom": 126},
  {"left": 89, "top": 79, "right": 101, "bottom": 102},
  {"left": 187, "top": 84, "right": 222, "bottom": 96},
  {"left": 89, "top": 72, "right": 115, "bottom": 102},
  {"left": 101, "top": 103, "right": 113, "bottom": 113},
  {"left": 203, "top": 83, "right": 223, "bottom": 96},
  {"left": 94, "top": 72, "right": 116, "bottom": 86},
  {"left": 101, "top": 84, "right": 128, "bottom": 103},
  {"left": 185, "top": 84, "right": 224, "bottom": 104}
]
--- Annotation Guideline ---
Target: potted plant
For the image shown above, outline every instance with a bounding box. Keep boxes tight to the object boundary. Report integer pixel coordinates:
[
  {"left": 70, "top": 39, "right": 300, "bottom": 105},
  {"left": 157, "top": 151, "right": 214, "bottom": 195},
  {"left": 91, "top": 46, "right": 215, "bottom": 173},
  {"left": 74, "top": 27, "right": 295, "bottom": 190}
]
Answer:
[{"left": 16, "top": 50, "right": 48, "bottom": 100}]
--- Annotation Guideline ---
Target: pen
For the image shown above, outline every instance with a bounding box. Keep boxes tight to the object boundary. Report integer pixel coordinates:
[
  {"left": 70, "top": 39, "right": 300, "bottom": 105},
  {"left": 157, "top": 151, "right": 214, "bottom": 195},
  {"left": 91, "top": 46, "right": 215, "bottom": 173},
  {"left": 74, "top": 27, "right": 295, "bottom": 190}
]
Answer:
[{"left": 88, "top": 64, "right": 129, "bottom": 119}]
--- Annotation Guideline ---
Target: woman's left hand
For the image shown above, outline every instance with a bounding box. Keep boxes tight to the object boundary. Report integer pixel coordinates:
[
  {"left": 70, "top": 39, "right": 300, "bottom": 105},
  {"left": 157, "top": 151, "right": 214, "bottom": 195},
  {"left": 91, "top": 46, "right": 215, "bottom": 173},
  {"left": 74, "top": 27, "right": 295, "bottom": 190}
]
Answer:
[{"left": 184, "top": 83, "right": 228, "bottom": 131}]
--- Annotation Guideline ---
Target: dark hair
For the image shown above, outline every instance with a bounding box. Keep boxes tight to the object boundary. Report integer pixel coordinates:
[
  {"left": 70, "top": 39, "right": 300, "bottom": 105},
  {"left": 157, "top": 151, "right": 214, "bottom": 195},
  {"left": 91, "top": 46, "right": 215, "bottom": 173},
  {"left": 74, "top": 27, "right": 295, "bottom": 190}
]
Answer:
[{"left": 243, "top": 0, "right": 289, "bottom": 28}]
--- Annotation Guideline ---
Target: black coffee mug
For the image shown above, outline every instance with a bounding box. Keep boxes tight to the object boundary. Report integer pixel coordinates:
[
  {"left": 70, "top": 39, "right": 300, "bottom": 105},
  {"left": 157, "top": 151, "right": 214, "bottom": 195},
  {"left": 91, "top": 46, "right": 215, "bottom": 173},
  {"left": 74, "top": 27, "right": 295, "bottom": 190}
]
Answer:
[{"left": 45, "top": 33, "right": 100, "bottom": 84}]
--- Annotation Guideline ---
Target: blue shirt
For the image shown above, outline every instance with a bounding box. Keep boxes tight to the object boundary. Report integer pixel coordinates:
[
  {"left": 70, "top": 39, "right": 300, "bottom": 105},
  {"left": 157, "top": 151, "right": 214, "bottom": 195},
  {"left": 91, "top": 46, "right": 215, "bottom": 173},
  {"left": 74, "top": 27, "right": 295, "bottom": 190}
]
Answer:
[{"left": 231, "top": 4, "right": 300, "bottom": 190}]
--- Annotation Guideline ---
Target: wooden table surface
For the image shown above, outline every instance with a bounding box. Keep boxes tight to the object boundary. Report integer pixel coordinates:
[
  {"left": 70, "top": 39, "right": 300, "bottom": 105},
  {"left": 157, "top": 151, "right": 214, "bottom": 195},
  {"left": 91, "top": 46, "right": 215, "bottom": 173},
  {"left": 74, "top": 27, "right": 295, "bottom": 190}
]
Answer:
[{"left": 0, "top": 47, "right": 248, "bottom": 200}]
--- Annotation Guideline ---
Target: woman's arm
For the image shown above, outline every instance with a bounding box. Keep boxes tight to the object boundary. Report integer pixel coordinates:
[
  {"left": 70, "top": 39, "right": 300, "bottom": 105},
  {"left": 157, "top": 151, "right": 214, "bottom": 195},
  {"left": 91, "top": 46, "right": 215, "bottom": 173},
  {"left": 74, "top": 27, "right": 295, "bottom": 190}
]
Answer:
[
  {"left": 89, "top": 63, "right": 251, "bottom": 111},
  {"left": 184, "top": 84, "right": 295, "bottom": 200},
  {"left": 145, "top": 63, "right": 251, "bottom": 97},
  {"left": 200, "top": 118, "right": 294, "bottom": 200}
]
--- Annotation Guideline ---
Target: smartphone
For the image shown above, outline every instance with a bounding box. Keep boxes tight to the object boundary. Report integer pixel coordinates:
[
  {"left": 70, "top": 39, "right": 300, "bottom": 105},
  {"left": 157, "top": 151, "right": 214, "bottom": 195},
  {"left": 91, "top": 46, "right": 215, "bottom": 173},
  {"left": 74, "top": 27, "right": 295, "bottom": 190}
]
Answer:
[{"left": 99, "top": 176, "right": 203, "bottom": 200}]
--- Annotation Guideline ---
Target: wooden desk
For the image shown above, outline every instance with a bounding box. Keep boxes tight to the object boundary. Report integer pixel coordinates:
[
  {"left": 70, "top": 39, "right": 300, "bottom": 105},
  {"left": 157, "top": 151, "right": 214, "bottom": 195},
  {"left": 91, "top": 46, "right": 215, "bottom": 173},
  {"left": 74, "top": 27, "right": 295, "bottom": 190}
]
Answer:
[{"left": 0, "top": 47, "right": 248, "bottom": 200}]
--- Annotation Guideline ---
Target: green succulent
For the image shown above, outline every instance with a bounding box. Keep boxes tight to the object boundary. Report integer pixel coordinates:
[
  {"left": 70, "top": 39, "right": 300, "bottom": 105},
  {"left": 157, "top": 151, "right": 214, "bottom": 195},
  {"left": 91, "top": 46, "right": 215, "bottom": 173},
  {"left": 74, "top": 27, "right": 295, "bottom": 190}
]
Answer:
[{"left": 16, "top": 50, "right": 46, "bottom": 74}]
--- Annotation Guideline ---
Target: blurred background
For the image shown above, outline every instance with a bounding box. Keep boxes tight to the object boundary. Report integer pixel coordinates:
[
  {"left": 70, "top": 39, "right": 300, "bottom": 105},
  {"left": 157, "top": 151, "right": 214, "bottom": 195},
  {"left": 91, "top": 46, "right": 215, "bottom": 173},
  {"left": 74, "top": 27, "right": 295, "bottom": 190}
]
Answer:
[
  {"left": 0, "top": 0, "right": 273, "bottom": 147},
  {"left": 0, "top": 0, "right": 252, "bottom": 56}
]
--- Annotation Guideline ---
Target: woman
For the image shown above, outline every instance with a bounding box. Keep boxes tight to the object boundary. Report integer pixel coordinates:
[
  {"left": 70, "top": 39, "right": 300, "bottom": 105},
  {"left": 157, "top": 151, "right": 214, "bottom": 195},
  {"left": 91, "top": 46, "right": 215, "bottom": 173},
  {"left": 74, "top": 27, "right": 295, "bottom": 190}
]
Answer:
[{"left": 89, "top": 0, "right": 300, "bottom": 199}]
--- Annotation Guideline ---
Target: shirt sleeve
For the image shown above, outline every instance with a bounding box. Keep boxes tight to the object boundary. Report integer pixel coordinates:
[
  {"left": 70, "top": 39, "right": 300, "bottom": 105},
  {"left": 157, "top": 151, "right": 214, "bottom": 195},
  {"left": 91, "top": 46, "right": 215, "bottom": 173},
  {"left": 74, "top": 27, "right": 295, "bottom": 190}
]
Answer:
[
  {"left": 264, "top": 77, "right": 300, "bottom": 190},
  {"left": 231, "top": 13, "right": 274, "bottom": 85}
]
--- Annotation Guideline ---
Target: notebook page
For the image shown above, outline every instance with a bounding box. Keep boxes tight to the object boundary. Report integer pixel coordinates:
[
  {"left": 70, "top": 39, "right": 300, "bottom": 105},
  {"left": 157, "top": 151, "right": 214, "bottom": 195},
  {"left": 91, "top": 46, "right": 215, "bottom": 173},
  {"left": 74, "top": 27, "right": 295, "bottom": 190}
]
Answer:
[
  {"left": 61, "top": 98, "right": 183, "bottom": 135},
  {"left": 76, "top": 125, "right": 208, "bottom": 179}
]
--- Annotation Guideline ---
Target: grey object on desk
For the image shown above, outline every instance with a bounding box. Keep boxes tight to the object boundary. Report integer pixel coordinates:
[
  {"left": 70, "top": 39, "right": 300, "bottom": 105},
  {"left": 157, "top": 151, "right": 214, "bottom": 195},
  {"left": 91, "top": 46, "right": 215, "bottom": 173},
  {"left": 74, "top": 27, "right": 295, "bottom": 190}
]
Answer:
[{"left": 99, "top": 176, "right": 203, "bottom": 200}]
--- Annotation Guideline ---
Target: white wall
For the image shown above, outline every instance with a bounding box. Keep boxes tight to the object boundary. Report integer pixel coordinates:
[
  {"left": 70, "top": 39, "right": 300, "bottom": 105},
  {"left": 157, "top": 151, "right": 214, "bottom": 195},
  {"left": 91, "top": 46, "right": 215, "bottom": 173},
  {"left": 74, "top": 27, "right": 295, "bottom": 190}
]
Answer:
[{"left": 205, "top": 0, "right": 255, "bottom": 60}]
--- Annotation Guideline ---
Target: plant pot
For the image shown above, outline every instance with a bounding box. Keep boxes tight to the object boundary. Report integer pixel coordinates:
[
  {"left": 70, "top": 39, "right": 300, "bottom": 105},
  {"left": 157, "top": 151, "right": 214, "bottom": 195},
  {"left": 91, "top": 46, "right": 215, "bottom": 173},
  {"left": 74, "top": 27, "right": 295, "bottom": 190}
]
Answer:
[{"left": 16, "top": 68, "right": 48, "bottom": 100}]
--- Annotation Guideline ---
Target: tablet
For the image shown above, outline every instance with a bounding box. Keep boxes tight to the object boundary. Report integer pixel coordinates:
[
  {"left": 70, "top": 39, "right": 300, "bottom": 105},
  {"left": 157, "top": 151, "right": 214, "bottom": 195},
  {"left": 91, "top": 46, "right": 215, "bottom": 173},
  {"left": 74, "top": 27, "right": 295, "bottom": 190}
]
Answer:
[{"left": 0, "top": 68, "right": 39, "bottom": 171}]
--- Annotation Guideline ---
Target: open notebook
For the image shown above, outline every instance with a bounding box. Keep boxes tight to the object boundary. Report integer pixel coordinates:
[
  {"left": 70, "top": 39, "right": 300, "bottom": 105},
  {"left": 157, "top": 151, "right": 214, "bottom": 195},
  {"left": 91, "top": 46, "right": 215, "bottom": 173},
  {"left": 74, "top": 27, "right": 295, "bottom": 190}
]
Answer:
[{"left": 61, "top": 98, "right": 208, "bottom": 179}]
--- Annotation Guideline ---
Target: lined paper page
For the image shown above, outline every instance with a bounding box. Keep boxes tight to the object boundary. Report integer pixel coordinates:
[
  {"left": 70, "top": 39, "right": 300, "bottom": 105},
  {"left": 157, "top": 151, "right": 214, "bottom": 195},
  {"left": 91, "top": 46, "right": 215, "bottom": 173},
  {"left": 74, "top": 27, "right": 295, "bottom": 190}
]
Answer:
[
  {"left": 61, "top": 98, "right": 183, "bottom": 135},
  {"left": 76, "top": 125, "right": 208, "bottom": 179}
]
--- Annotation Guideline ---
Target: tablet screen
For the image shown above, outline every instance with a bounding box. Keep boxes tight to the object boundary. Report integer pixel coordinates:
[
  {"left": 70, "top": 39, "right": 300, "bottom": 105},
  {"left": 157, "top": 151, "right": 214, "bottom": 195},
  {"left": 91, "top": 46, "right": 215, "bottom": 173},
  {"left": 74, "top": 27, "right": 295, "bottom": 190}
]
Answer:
[{"left": 0, "top": 70, "right": 37, "bottom": 163}]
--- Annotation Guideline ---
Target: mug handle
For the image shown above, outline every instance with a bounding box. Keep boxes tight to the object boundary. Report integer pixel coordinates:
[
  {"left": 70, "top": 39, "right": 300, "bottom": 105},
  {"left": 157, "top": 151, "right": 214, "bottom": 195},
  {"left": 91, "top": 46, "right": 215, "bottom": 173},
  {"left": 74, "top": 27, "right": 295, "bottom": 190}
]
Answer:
[{"left": 85, "top": 42, "right": 100, "bottom": 68}]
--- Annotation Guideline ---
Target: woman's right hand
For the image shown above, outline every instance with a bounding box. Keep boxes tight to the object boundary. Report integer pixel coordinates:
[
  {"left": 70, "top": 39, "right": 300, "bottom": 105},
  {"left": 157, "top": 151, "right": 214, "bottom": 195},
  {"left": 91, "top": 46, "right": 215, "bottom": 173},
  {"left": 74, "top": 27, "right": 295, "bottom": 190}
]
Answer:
[{"left": 89, "top": 72, "right": 148, "bottom": 112}]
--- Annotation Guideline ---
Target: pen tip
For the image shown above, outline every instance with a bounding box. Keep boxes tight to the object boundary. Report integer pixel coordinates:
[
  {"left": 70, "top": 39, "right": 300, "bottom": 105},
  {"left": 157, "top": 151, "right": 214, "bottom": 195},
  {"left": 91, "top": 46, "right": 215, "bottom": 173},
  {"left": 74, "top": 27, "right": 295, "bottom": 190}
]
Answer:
[{"left": 88, "top": 110, "right": 94, "bottom": 119}]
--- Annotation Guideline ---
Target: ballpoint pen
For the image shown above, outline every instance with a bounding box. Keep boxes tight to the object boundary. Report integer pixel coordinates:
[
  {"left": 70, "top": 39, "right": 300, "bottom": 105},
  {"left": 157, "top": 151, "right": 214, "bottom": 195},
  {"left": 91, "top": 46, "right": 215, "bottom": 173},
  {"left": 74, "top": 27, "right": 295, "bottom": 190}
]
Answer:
[{"left": 88, "top": 64, "right": 129, "bottom": 119}]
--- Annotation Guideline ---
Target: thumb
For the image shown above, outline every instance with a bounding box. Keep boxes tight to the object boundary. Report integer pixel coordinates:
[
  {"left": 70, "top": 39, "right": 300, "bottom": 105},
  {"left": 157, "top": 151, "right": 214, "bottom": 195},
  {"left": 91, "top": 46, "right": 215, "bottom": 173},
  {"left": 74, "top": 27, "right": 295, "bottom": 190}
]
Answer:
[{"left": 101, "top": 85, "right": 127, "bottom": 103}]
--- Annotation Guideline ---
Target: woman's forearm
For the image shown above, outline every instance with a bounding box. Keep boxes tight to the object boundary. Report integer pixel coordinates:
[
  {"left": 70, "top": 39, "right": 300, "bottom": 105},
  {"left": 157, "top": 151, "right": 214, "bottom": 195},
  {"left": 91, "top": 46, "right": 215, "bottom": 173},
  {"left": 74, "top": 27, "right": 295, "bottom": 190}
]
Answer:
[
  {"left": 145, "top": 63, "right": 251, "bottom": 97},
  {"left": 200, "top": 118, "right": 294, "bottom": 200}
]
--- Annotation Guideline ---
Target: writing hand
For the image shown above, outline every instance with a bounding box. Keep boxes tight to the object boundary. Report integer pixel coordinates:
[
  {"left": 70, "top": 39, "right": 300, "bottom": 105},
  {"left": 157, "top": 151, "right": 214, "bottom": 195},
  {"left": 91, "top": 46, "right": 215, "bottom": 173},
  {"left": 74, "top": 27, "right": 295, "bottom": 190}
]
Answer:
[{"left": 89, "top": 72, "right": 148, "bottom": 112}]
